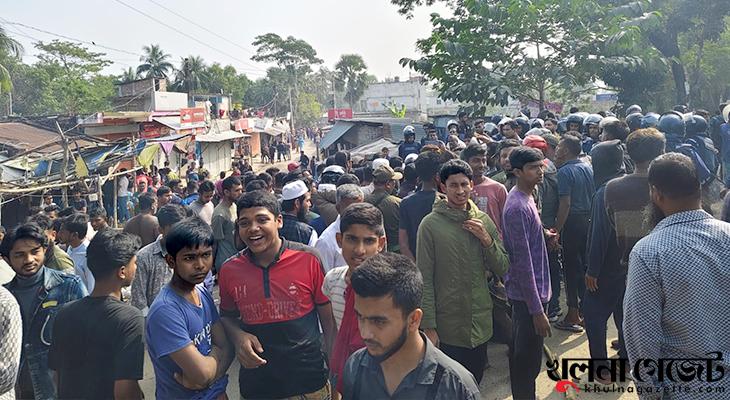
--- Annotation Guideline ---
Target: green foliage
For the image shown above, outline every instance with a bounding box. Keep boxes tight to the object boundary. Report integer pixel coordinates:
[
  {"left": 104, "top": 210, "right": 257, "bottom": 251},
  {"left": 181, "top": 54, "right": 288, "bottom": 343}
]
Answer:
[
  {"left": 387, "top": 102, "right": 407, "bottom": 118},
  {"left": 0, "top": 25, "right": 22, "bottom": 94},
  {"left": 400, "top": 0, "right": 640, "bottom": 114},
  {"left": 119, "top": 67, "right": 139, "bottom": 83},
  {"left": 173, "top": 56, "right": 206, "bottom": 95},
  {"left": 251, "top": 33, "right": 323, "bottom": 69},
  {"left": 334, "top": 54, "right": 370, "bottom": 110},
  {"left": 7, "top": 40, "right": 115, "bottom": 115},
  {"left": 295, "top": 92, "right": 322, "bottom": 127},
  {"left": 203, "top": 63, "right": 250, "bottom": 102},
  {"left": 136, "top": 44, "right": 174, "bottom": 79}
]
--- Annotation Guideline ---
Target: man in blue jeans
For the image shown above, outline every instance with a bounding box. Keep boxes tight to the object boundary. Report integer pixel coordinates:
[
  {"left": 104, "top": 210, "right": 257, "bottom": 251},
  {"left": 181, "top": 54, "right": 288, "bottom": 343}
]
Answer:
[
  {"left": 554, "top": 135, "right": 594, "bottom": 333},
  {"left": 2, "top": 223, "right": 87, "bottom": 399},
  {"left": 117, "top": 169, "right": 131, "bottom": 222}
]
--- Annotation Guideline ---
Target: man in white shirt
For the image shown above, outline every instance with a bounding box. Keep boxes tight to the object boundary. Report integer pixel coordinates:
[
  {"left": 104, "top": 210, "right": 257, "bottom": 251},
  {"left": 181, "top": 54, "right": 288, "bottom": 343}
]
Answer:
[
  {"left": 315, "top": 184, "right": 364, "bottom": 272},
  {"left": 60, "top": 213, "right": 94, "bottom": 292},
  {"left": 117, "top": 169, "right": 130, "bottom": 222}
]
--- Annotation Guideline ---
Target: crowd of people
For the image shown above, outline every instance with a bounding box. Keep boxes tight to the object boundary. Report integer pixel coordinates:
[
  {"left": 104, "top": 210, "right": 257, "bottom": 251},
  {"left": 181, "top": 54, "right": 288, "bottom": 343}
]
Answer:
[{"left": 1, "top": 103, "right": 730, "bottom": 400}]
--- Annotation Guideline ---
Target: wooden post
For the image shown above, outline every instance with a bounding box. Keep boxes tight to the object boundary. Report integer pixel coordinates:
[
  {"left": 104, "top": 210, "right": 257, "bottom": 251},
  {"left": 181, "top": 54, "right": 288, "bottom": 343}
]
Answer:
[
  {"left": 55, "top": 120, "right": 70, "bottom": 208},
  {"left": 113, "top": 175, "right": 118, "bottom": 228}
]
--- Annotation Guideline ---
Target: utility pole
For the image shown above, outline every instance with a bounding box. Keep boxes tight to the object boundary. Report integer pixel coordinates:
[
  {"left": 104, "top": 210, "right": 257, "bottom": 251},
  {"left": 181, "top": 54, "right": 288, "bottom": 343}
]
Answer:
[
  {"left": 288, "top": 87, "right": 295, "bottom": 146},
  {"left": 55, "top": 120, "right": 70, "bottom": 208}
]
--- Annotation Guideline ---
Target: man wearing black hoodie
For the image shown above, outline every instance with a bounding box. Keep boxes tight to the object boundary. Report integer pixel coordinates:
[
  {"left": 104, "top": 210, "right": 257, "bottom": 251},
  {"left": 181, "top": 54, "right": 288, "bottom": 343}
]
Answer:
[{"left": 583, "top": 140, "right": 627, "bottom": 384}]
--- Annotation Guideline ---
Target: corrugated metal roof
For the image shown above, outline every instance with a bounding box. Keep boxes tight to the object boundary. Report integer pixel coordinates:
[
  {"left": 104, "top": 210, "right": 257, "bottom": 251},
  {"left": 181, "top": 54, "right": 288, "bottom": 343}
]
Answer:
[
  {"left": 195, "top": 130, "right": 250, "bottom": 142},
  {"left": 152, "top": 116, "right": 207, "bottom": 131},
  {"left": 0, "top": 122, "right": 95, "bottom": 154},
  {"left": 388, "top": 123, "right": 427, "bottom": 142},
  {"left": 319, "top": 121, "right": 356, "bottom": 150}
]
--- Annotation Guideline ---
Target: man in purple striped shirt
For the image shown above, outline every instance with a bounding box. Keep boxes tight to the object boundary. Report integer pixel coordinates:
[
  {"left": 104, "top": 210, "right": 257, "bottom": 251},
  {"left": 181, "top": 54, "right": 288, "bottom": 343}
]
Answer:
[{"left": 502, "top": 147, "right": 553, "bottom": 400}]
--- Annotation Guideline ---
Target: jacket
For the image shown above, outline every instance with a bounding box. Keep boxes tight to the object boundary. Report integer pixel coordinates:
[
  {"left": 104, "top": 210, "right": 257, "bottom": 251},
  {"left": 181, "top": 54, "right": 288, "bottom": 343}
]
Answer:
[
  {"left": 4, "top": 267, "right": 87, "bottom": 400},
  {"left": 416, "top": 198, "right": 510, "bottom": 348},
  {"left": 311, "top": 190, "right": 338, "bottom": 228},
  {"left": 365, "top": 189, "right": 401, "bottom": 253}
]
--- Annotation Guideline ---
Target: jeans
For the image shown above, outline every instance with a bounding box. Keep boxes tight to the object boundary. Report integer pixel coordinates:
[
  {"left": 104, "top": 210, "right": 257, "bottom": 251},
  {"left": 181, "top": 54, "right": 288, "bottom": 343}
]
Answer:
[
  {"left": 117, "top": 195, "right": 129, "bottom": 222},
  {"left": 440, "top": 341, "right": 489, "bottom": 384},
  {"left": 561, "top": 213, "right": 590, "bottom": 309},
  {"left": 583, "top": 275, "right": 627, "bottom": 377},
  {"left": 509, "top": 300, "right": 546, "bottom": 400},
  {"left": 547, "top": 248, "right": 563, "bottom": 315}
]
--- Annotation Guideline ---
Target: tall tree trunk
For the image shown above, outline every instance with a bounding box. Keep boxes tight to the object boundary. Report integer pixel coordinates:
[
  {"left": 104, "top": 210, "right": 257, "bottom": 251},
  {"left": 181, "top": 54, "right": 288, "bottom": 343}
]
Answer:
[{"left": 670, "top": 60, "right": 687, "bottom": 106}]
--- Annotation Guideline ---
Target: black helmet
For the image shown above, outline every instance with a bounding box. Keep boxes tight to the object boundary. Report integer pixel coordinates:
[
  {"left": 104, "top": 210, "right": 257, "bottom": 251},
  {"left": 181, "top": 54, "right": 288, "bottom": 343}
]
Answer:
[
  {"left": 403, "top": 125, "right": 416, "bottom": 138},
  {"left": 626, "top": 112, "right": 644, "bottom": 132},
  {"left": 491, "top": 115, "right": 503, "bottom": 125},
  {"left": 657, "top": 113, "right": 685, "bottom": 137},
  {"left": 557, "top": 118, "right": 568, "bottom": 134},
  {"left": 583, "top": 114, "right": 603, "bottom": 127},
  {"left": 640, "top": 112, "right": 660, "bottom": 129},
  {"left": 515, "top": 116, "right": 530, "bottom": 133},
  {"left": 686, "top": 115, "right": 708, "bottom": 136},
  {"left": 565, "top": 113, "right": 584, "bottom": 131},
  {"left": 530, "top": 118, "right": 545, "bottom": 129}
]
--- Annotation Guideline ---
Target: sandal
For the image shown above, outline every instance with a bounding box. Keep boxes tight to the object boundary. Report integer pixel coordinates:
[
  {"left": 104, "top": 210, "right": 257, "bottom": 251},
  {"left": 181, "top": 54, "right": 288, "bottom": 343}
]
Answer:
[{"left": 554, "top": 320, "right": 584, "bottom": 333}]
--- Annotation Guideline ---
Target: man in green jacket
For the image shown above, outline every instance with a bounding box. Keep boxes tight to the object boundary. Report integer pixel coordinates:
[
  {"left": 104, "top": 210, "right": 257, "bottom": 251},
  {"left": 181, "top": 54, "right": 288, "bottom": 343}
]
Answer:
[{"left": 416, "top": 159, "right": 510, "bottom": 384}]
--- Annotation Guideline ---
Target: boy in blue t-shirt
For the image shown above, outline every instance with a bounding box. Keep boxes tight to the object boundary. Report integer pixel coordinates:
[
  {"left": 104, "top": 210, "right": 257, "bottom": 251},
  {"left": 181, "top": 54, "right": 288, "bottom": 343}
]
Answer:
[{"left": 146, "top": 218, "right": 233, "bottom": 399}]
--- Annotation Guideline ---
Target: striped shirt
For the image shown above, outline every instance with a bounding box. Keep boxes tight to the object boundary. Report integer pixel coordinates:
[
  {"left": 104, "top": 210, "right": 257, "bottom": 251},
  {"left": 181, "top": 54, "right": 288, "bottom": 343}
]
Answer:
[
  {"left": 322, "top": 266, "right": 348, "bottom": 329},
  {"left": 624, "top": 210, "right": 730, "bottom": 398}
]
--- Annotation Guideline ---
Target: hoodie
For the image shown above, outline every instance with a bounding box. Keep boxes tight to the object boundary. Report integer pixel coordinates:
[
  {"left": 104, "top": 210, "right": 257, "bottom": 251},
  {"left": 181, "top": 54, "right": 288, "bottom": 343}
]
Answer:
[
  {"left": 586, "top": 140, "right": 626, "bottom": 279},
  {"left": 416, "top": 198, "right": 509, "bottom": 348}
]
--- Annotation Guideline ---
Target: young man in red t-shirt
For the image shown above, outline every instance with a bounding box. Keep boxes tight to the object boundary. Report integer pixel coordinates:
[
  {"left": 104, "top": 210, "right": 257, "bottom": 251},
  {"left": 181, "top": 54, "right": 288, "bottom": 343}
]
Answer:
[{"left": 218, "top": 190, "right": 337, "bottom": 399}]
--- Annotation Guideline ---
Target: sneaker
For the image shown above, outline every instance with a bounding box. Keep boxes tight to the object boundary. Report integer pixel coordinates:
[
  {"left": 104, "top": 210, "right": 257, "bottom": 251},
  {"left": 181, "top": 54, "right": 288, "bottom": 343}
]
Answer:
[{"left": 548, "top": 313, "right": 560, "bottom": 323}]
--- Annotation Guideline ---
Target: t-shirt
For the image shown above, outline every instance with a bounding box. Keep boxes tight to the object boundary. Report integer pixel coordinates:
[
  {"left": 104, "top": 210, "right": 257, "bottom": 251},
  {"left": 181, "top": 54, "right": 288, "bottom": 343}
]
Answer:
[
  {"left": 557, "top": 159, "right": 594, "bottom": 214},
  {"left": 219, "top": 240, "right": 329, "bottom": 399},
  {"left": 322, "top": 266, "right": 348, "bottom": 329},
  {"left": 67, "top": 241, "right": 94, "bottom": 292},
  {"left": 48, "top": 296, "right": 144, "bottom": 400},
  {"left": 212, "top": 202, "right": 237, "bottom": 272},
  {"left": 604, "top": 173, "right": 651, "bottom": 269},
  {"left": 471, "top": 177, "right": 508, "bottom": 237},
  {"left": 189, "top": 201, "right": 214, "bottom": 225},
  {"left": 118, "top": 176, "right": 129, "bottom": 197},
  {"left": 122, "top": 214, "right": 160, "bottom": 248},
  {"left": 146, "top": 285, "right": 220, "bottom": 400},
  {"left": 399, "top": 190, "right": 437, "bottom": 257}
]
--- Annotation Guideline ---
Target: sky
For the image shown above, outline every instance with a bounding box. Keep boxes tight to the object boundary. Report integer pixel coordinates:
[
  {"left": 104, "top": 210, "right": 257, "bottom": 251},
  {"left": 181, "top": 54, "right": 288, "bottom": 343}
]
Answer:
[{"left": 2, "top": 0, "right": 449, "bottom": 81}]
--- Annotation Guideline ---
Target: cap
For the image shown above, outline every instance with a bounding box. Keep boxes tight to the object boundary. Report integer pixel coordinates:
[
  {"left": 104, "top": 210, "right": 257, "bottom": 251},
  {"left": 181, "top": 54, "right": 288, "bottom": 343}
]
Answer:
[
  {"left": 287, "top": 162, "right": 300, "bottom": 172},
  {"left": 372, "top": 158, "right": 390, "bottom": 170},
  {"left": 323, "top": 165, "right": 345, "bottom": 174},
  {"left": 404, "top": 153, "right": 419, "bottom": 164},
  {"left": 523, "top": 135, "right": 548, "bottom": 151},
  {"left": 543, "top": 134, "right": 560, "bottom": 148},
  {"left": 372, "top": 165, "right": 403, "bottom": 183},
  {"left": 281, "top": 180, "right": 308, "bottom": 201}
]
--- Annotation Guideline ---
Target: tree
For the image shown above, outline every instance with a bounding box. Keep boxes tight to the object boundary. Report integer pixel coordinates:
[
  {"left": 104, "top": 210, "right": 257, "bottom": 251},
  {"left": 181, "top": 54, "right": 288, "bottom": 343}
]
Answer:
[
  {"left": 4, "top": 40, "right": 114, "bottom": 115},
  {"left": 295, "top": 92, "right": 322, "bottom": 128},
  {"left": 202, "top": 63, "right": 250, "bottom": 102},
  {"left": 173, "top": 56, "right": 206, "bottom": 95},
  {"left": 119, "top": 67, "right": 138, "bottom": 83},
  {"left": 251, "top": 33, "right": 322, "bottom": 129},
  {"left": 0, "top": 25, "right": 22, "bottom": 95},
  {"left": 399, "top": 0, "right": 639, "bottom": 113},
  {"left": 136, "top": 44, "right": 174, "bottom": 79},
  {"left": 334, "top": 54, "right": 370, "bottom": 110},
  {"left": 612, "top": 0, "right": 730, "bottom": 105}
]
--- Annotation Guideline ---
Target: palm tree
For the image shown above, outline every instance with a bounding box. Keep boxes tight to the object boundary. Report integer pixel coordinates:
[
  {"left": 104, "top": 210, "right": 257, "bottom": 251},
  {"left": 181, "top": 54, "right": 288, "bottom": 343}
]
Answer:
[
  {"left": 334, "top": 54, "right": 369, "bottom": 110},
  {"left": 136, "top": 44, "right": 173, "bottom": 79},
  {"left": 0, "top": 25, "right": 23, "bottom": 95},
  {"left": 119, "top": 67, "right": 138, "bottom": 83},
  {"left": 174, "top": 56, "right": 206, "bottom": 95}
]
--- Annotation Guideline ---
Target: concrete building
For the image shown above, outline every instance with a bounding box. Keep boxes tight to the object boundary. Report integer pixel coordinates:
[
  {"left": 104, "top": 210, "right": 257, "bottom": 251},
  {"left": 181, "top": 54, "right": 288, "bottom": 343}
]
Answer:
[{"left": 359, "top": 76, "right": 462, "bottom": 117}]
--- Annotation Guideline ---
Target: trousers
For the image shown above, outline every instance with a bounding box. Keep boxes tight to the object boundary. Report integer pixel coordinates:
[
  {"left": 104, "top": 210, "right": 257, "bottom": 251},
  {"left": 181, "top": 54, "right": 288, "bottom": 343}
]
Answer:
[
  {"left": 561, "top": 213, "right": 589, "bottom": 309},
  {"left": 509, "top": 300, "right": 546, "bottom": 400},
  {"left": 583, "top": 275, "right": 627, "bottom": 376},
  {"left": 440, "top": 341, "right": 489, "bottom": 384}
]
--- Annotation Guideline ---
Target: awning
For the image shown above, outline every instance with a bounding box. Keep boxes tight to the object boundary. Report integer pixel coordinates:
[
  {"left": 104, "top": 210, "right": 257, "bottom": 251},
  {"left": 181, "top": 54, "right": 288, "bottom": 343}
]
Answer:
[
  {"left": 146, "top": 132, "right": 191, "bottom": 142},
  {"left": 195, "top": 130, "right": 250, "bottom": 143},
  {"left": 152, "top": 116, "right": 207, "bottom": 131},
  {"left": 319, "top": 121, "right": 355, "bottom": 149}
]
